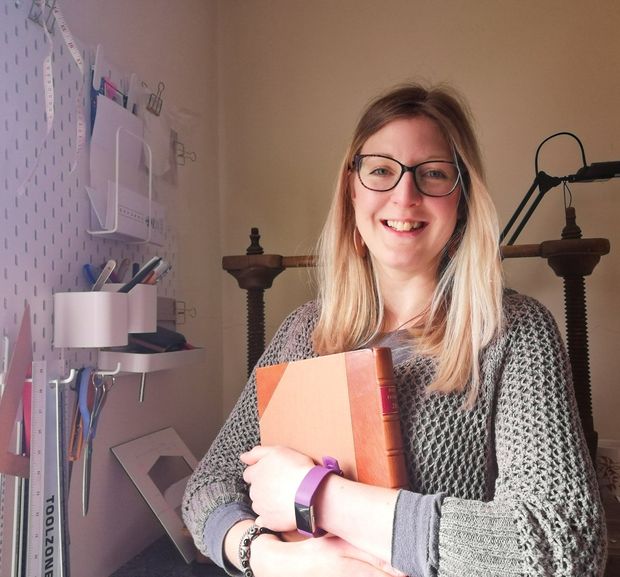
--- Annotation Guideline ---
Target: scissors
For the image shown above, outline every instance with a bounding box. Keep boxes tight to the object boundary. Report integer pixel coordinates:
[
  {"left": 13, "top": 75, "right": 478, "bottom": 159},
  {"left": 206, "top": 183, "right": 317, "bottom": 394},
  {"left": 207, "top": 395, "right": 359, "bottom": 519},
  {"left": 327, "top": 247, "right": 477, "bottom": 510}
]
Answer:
[
  {"left": 81, "top": 372, "right": 112, "bottom": 515},
  {"left": 68, "top": 368, "right": 91, "bottom": 463}
]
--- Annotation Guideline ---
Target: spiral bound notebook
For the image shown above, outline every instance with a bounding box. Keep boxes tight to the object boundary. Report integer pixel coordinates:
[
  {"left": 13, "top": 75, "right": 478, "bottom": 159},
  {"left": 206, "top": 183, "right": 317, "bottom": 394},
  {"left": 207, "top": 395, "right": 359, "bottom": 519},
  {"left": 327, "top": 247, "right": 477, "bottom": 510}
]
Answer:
[{"left": 256, "top": 347, "right": 408, "bottom": 489}]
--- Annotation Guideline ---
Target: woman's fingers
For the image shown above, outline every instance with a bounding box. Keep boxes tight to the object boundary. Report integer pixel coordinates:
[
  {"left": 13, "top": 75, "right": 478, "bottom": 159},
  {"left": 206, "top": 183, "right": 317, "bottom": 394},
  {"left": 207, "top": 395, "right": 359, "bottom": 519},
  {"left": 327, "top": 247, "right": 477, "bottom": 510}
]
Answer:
[
  {"left": 240, "top": 445, "right": 314, "bottom": 531},
  {"left": 330, "top": 537, "right": 407, "bottom": 577},
  {"left": 240, "top": 444, "right": 268, "bottom": 465},
  {"left": 250, "top": 535, "right": 405, "bottom": 577}
]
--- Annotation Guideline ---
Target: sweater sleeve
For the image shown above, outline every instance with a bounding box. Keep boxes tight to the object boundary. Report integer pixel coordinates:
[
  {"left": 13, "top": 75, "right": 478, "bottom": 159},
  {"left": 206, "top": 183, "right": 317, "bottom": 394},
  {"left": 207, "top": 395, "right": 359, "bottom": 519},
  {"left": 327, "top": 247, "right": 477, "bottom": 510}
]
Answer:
[
  {"left": 434, "top": 297, "right": 607, "bottom": 577},
  {"left": 181, "top": 302, "right": 318, "bottom": 571}
]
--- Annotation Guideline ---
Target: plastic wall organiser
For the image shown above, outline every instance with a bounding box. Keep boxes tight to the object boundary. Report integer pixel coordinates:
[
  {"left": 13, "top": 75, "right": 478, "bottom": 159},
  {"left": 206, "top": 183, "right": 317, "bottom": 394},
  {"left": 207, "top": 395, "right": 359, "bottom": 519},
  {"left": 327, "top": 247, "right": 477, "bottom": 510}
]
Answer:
[
  {"left": 103, "top": 284, "right": 157, "bottom": 333},
  {"left": 53, "top": 292, "right": 129, "bottom": 348},
  {"left": 52, "top": 286, "right": 205, "bottom": 390},
  {"left": 53, "top": 284, "right": 157, "bottom": 348},
  {"left": 86, "top": 125, "right": 158, "bottom": 244}
]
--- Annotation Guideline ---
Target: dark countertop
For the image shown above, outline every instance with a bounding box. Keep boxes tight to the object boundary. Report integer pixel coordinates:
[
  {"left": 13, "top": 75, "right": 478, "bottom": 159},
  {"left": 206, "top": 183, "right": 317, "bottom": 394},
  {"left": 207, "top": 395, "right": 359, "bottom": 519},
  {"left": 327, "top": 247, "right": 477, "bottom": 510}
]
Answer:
[{"left": 110, "top": 536, "right": 226, "bottom": 577}]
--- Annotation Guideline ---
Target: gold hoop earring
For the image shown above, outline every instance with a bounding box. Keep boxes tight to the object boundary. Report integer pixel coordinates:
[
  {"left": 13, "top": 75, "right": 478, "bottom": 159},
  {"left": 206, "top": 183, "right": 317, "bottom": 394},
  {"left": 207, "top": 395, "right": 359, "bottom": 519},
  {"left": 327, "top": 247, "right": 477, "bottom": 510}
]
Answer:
[{"left": 353, "top": 228, "right": 367, "bottom": 259}]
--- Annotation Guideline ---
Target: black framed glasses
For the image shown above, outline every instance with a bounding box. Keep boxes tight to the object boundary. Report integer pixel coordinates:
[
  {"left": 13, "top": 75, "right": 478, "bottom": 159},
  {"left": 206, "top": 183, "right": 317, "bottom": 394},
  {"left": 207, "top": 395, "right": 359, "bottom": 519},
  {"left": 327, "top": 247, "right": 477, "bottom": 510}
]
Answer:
[{"left": 353, "top": 154, "right": 462, "bottom": 197}]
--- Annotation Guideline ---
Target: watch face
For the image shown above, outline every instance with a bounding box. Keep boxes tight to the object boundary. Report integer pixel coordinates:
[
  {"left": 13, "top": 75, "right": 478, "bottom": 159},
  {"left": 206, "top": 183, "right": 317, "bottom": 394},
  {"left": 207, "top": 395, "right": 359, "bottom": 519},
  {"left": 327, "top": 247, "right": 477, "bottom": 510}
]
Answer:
[{"left": 294, "top": 502, "right": 315, "bottom": 536}]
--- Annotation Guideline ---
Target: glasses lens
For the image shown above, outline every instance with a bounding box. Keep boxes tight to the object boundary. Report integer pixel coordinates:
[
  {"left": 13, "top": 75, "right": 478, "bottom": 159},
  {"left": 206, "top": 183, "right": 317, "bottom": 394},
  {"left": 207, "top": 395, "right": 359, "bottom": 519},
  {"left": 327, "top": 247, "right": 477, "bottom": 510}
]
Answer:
[
  {"left": 357, "top": 156, "right": 402, "bottom": 192},
  {"left": 414, "top": 161, "right": 459, "bottom": 196}
]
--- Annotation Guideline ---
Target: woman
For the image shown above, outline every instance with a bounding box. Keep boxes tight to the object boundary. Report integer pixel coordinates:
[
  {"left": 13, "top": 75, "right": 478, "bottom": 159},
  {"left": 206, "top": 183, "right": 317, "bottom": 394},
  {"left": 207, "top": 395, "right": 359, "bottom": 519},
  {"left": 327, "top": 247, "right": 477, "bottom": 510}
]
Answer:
[{"left": 183, "top": 83, "right": 606, "bottom": 576}]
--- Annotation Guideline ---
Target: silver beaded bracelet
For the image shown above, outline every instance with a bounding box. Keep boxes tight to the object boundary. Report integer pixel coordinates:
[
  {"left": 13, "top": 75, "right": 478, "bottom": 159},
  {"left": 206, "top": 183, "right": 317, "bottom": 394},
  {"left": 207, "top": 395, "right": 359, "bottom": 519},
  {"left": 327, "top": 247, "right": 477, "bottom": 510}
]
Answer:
[{"left": 238, "top": 523, "right": 277, "bottom": 577}]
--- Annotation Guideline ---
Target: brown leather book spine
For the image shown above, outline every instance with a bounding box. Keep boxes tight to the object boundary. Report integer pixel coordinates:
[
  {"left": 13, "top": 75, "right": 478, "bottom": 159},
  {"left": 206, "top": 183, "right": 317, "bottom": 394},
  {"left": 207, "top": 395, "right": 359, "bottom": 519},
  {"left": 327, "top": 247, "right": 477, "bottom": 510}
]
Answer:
[
  {"left": 346, "top": 348, "right": 408, "bottom": 489},
  {"left": 373, "top": 347, "right": 408, "bottom": 489}
]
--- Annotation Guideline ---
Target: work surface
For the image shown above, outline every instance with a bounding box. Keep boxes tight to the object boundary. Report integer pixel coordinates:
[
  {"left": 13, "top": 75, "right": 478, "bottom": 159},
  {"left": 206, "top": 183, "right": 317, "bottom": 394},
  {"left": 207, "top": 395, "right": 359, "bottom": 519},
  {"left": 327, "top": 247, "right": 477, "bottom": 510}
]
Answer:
[{"left": 110, "top": 535, "right": 226, "bottom": 577}]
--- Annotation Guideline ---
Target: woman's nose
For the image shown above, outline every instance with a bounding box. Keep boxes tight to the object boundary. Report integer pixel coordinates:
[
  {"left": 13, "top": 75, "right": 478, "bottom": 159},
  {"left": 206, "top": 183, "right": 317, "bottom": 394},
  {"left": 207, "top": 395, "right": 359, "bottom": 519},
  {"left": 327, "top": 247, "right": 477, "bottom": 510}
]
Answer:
[{"left": 392, "top": 171, "right": 423, "bottom": 205}]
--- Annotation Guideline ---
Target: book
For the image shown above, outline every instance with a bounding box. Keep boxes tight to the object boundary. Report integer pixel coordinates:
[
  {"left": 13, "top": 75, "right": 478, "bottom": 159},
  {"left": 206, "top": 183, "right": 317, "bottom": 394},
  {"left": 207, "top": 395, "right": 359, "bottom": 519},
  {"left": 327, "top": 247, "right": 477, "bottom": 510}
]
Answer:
[
  {"left": 255, "top": 347, "right": 408, "bottom": 489},
  {"left": 125, "top": 326, "right": 187, "bottom": 353}
]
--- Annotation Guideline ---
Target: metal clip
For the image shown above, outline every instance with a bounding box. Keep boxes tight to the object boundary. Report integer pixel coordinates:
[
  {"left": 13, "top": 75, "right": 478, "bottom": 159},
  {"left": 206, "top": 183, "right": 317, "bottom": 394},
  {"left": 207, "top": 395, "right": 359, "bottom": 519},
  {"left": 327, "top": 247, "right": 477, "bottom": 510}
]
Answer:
[
  {"left": 27, "top": 0, "right": 57, "bottom": 32},
  {"left": 146, "top": 81, "right": 165, "bottom": 116},
  {"left": 174, "top": 141, "right": 197, "bottom": 166},
  {"left": 176, "top": 300, "right": 197, "bottom": 325}
]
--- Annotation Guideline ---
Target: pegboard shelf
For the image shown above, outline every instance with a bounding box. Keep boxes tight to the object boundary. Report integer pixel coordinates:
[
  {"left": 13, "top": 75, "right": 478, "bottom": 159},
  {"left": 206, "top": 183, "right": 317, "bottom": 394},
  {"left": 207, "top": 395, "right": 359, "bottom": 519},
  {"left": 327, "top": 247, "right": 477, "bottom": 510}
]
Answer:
[{"left": 98, "top": 347, "right": 204, "bottom": 373}]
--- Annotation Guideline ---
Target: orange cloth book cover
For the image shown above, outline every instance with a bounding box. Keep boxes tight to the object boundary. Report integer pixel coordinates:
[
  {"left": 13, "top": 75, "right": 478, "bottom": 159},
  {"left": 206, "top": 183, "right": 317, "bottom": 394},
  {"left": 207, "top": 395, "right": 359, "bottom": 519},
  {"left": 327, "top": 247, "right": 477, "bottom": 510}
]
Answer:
[{"left": 256, "top": 347, "right": 408, "bottom": 489}]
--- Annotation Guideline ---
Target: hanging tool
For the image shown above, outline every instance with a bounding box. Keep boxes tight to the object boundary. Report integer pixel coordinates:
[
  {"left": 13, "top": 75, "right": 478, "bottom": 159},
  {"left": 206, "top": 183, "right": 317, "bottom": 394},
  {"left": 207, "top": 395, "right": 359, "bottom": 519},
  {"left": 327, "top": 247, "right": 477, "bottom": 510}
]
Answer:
[{"left": 81, "top": 371, "right": 112, "bottom": 516}]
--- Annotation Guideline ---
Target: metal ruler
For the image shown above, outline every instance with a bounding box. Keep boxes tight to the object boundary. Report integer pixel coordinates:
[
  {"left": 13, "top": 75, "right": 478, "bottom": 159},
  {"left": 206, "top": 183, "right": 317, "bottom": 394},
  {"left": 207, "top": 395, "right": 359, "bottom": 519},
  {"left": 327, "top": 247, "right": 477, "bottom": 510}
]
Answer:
[
  {"left": 26, "top": 361, "right": 65, "bottom": 577},
  {"left": 26, "top": 361, "right": 47, "bottom": 577}
]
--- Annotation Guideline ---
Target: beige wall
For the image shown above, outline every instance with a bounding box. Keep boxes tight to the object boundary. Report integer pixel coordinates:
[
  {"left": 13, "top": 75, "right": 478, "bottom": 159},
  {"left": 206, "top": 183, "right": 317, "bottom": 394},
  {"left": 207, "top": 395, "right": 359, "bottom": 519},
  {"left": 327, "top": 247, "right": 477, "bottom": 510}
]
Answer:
[{"left": 217, "top": 0, "right": 620, "bottom": 444}]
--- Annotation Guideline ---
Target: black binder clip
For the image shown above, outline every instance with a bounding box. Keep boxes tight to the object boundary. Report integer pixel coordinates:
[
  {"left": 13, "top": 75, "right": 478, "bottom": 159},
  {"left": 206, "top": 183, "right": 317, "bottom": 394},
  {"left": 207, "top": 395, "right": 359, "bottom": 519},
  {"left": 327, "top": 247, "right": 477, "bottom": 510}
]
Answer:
[
  {"left": 174, "top": 141, "right": 197, "bottom": 166},
  {"left": 146, "top": 81, "right": 165, "bottom": 116},
  {"left": 28, "top": 0, "right": 57, "bottom": 33}
]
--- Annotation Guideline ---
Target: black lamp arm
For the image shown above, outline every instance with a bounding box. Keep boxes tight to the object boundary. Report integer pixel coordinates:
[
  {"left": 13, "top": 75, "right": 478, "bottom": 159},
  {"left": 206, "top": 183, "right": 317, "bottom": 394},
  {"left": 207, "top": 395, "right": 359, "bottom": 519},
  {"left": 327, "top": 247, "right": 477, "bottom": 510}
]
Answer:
[{"left": 500, "top": 171, "right": 563, "bottom": 245}]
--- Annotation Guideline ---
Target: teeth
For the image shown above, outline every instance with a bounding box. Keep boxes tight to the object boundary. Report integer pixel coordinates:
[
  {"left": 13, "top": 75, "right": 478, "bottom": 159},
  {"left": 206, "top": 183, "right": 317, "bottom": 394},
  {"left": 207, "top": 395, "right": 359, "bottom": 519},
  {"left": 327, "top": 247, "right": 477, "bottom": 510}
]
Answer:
[{"left": 386, "top": 220, "right": 423, "bottom": 231}]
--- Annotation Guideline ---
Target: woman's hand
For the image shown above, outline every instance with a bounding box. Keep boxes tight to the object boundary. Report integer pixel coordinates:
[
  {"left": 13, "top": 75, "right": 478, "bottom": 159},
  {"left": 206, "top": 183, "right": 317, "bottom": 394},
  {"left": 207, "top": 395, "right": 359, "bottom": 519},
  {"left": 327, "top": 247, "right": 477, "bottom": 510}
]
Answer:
[
  {"left": 251, "top": 534, "right": 407, "bottom": 577},
  {"left": 241, "top": 445, "right": 401, "bottom": 572},
  {"left": 241, "top": 445, "right": 314, "bottom": 531}
]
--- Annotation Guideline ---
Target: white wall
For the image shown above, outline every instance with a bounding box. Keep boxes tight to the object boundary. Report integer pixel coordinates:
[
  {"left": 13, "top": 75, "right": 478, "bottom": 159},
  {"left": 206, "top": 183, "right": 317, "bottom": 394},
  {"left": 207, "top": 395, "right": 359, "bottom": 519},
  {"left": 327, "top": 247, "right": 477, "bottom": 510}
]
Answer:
[{"left": 15, "top": 1, "right": 221, "bottom": 575}]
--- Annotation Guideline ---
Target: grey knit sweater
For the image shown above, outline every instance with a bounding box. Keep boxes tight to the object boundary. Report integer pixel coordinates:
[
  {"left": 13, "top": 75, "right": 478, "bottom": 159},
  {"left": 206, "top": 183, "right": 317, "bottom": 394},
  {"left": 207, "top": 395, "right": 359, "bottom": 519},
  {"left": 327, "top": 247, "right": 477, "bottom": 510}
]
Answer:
[{"left": 183, "top": 291, "right": 607, "bottom": 576}]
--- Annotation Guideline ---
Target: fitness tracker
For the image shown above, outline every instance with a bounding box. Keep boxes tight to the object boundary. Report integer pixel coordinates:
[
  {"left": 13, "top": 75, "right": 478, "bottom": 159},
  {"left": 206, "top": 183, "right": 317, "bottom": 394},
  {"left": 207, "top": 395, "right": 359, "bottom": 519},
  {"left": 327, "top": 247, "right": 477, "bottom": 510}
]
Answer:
[{"left": 294, "top": 456, "right": 342, "bottom": 537}]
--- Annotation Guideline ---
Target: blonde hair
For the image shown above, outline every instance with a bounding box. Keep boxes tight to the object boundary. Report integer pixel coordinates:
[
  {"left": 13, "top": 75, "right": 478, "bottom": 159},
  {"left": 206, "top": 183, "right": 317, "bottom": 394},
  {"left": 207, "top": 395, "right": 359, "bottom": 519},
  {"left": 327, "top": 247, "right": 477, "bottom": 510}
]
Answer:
[{"left": 313, "top": 83, "right": 504, "bottom": 406}]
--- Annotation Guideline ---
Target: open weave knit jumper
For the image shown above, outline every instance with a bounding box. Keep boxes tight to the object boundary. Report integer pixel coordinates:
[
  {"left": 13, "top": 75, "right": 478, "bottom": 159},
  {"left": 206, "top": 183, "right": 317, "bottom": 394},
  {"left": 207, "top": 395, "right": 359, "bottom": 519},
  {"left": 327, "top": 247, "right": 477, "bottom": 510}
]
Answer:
[{"left": 183, "top": 290, "right": 607, "bottom": 577}]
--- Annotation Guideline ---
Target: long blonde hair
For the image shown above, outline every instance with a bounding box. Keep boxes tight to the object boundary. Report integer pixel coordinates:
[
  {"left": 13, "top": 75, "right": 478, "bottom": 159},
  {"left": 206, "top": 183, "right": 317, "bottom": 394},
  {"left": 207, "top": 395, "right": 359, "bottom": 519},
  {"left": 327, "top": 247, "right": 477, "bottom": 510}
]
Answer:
[{"left": 313, "top": 83, "right": 504, "bottom": 406}]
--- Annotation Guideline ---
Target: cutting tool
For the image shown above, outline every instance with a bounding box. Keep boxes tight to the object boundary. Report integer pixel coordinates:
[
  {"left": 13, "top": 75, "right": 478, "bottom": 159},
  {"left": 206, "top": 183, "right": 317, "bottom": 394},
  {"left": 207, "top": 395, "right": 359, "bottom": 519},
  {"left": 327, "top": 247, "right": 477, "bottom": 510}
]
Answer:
[{"left": 81, "top": 372, "right": 110, "bottom": 515}]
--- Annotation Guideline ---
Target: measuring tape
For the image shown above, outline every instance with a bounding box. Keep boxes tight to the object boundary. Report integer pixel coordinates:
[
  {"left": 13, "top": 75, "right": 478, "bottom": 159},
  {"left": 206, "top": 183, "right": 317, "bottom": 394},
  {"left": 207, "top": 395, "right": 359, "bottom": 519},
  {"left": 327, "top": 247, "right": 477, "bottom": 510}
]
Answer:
[
  {"left": 26, "top": 361, "right": 65, "bottom": 577},
  {"left": 16, "top": 0, "right": 86, "bottom": 196}
]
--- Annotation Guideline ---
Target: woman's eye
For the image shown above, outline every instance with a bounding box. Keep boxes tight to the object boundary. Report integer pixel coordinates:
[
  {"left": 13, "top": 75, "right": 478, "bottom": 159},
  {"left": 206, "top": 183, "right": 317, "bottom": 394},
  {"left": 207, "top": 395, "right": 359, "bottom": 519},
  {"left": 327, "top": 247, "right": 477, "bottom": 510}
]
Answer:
[
  {"left": 423, "top": 169, "right": 447, "bottom": 179},
  {"left": 369, "top": 167, "right": 392, "bottom": 176}
]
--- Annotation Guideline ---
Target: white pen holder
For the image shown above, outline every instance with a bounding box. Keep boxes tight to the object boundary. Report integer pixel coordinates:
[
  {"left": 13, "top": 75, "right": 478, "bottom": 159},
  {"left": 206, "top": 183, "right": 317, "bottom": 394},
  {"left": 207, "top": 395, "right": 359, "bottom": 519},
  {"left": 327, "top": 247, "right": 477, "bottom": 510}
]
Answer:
[
  {"left": 104, "top": 283, "right": 157, "bottom": 333},
  {"left": 53, "top": 284, "right": 157, "bottom": 348},
  {"left": 54, "top": 291, "right": 129, "bottom": 348}
]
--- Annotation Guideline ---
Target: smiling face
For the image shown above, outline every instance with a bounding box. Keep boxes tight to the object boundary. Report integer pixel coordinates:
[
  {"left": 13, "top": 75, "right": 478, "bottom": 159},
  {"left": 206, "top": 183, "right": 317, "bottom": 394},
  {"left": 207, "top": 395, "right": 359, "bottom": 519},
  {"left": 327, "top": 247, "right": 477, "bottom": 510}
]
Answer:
[{"left": 351, "top": 115, "right": 461, "bottom": 283}]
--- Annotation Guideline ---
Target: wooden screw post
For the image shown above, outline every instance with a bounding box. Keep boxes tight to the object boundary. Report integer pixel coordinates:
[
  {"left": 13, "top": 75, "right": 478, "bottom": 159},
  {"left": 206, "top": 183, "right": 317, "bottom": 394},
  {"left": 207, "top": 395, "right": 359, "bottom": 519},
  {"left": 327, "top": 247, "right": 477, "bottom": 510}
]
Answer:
[
  {"left": 222, "top": 228, "right": 285, "bottom": 376},
  {"left": 542, "top": 207, "right": 610, "bottom": 460}
]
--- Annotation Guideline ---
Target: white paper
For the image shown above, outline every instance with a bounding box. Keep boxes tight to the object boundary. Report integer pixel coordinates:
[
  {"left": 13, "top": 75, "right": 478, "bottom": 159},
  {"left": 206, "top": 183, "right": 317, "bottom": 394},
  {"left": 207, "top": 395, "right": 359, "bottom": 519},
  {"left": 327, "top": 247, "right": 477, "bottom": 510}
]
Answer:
[{"left": 88, "top": 94, "right": 147, "bottom": 233}]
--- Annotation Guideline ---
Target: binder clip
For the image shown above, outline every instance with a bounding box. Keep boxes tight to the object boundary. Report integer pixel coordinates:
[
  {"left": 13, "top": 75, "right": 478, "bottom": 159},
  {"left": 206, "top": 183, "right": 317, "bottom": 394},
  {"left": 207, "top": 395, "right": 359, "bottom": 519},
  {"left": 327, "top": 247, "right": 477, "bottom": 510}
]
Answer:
[
  {"left": 146, "top": 81, "right": 165, "bottom": 116},
  {"left": 175, "top": 300, "right": 197, "bottom": 325},
  {"left": 174, "top": 141, "right": 197, "bottom": 166},
  {"left": 28, "top": 0, "right": 57, "bottom": 32}
]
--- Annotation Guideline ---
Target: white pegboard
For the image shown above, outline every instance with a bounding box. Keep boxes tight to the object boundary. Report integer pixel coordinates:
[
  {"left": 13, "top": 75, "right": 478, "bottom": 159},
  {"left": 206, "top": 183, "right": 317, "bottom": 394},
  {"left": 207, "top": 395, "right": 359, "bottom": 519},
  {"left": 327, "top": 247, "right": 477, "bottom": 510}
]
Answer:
[{"left": 0, "top": 2, "right": 177, "bottom": 367}]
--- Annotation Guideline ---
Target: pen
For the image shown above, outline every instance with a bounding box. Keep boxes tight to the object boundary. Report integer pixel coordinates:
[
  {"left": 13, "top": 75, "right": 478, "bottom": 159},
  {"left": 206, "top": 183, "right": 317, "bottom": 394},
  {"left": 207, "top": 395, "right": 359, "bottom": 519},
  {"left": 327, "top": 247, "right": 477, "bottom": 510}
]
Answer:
[
  {"left": 92, "top": 259, "right": 116, "bottom": 291},
  {"left": 115, "top": 258, "right": 131, "bottom": 282},
  {"left": 82, "top": 264, "right": 98, "bottom": 288},
  {"left": 146, "top": 260, "right": 171, "bottom": 284},
  {"left": 118, "top": 257, "right": 161, "bottom": 293}
]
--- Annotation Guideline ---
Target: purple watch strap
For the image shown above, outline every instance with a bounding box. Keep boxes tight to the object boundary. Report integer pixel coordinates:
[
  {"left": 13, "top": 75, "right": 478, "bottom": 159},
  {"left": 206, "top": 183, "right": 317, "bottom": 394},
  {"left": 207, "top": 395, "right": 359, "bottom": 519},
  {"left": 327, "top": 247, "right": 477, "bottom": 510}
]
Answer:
[
  {"left": 294, "top": 457, "right": 342, "bottom": 537},
  {"left": 295, "top": 460, "right": 339, "bottom": 505}
]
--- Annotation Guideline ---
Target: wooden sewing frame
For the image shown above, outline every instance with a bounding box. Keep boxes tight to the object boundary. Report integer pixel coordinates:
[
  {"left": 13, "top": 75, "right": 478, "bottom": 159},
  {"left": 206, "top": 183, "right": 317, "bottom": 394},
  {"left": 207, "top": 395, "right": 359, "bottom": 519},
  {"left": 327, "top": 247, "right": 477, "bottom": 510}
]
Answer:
[{"left": 223, "top": 208, "right": 610, "bottom": 461}]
